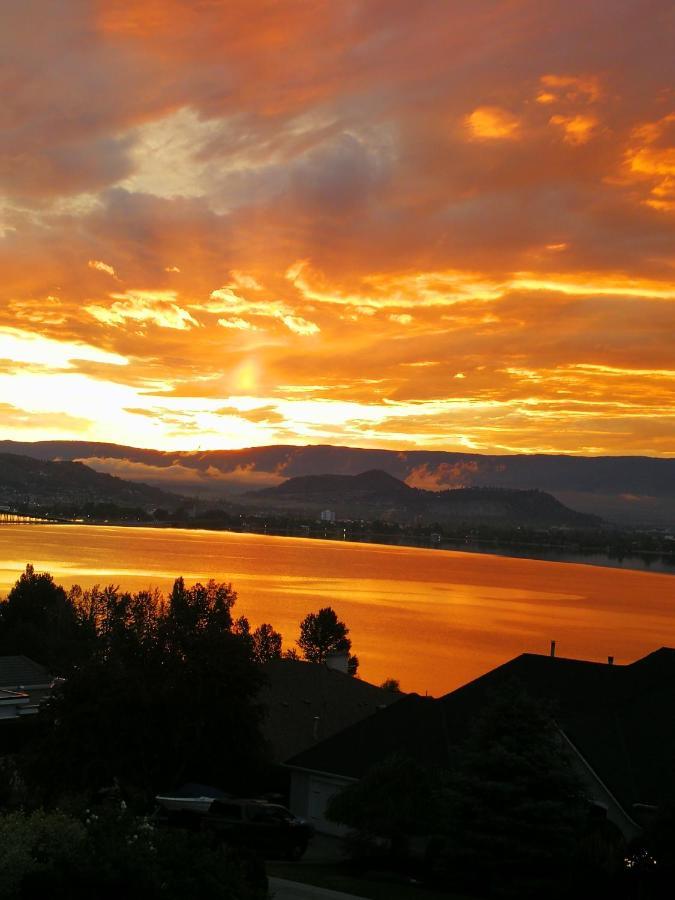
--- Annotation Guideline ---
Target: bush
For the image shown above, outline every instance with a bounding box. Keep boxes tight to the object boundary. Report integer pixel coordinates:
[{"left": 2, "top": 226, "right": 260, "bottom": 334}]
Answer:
[{"left": 0, "top": 806, "right": 267, "bottom": 899}]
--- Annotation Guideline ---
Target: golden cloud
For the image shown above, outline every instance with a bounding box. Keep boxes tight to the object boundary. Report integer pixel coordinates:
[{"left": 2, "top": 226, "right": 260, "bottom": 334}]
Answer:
[
  {"left": 88, "top": 259, "right": 119, "bottom": 279},
  {"left": 465, "top": 106, "right": 520, "bottom": 140},
  {"left": 0, "top": 1, "right": 673, "bottom": 456},
  {"left": 85, "top": 291, "right": 199, "bottom": 330},
  {"left": 549, "top": 113, "right": 599, "bottom": 145}
]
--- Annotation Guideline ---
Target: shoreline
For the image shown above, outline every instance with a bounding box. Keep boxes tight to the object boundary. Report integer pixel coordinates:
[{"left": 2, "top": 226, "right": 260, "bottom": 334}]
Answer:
[{"left": 5, "top": 517, "right": 674, "bottom": 576}]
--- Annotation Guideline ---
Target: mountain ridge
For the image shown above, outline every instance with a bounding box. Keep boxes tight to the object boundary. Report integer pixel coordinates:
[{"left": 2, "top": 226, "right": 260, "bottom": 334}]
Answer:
[
  {"left": 1, "top": 439, "right": 673, "bottom": 525},
  {"left": 0, "top": 452, "right": 182, "bottom": 511},
  {"left": 245, "top": 469, "right": 603, "bottom": 527}
]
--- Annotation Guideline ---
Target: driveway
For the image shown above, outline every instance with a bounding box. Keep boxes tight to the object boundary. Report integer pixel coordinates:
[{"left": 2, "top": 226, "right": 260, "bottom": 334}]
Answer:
[{"left": 268, "top": 877, "right": 367, "bottom": 900}]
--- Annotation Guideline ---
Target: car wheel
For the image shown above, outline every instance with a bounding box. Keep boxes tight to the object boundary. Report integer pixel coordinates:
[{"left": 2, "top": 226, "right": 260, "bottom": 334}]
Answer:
[{"left": 286, "top": 842, "right": 306, "bottom": 861}]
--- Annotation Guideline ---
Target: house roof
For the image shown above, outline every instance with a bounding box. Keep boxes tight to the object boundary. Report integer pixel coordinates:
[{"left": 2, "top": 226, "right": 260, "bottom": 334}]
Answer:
[
  {"left": 285, "top": 692, "right": 450, "bottom": 778},
  {"left": 0, "top": 655, "right": 51, "bottom": 689},
  {"left": 0, "top": 688, "right": 29, "bottom": 705},
  {"left": 286, "top": 648, "right": 675, "bottom": 813},
  {"left": 259, "top": 657, "right": 401, "bottom": 763}
]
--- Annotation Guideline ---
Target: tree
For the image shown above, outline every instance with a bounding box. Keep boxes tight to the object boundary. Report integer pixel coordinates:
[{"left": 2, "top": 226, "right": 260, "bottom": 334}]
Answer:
[
  {"left": 0, "top": 564, "right": 82, "bottom": 673},
  {"left": 297, "top": 607, "right": 356, "bottom": 672},
  {"left": 380, "top": 678, "right": 401, "bottom": 692},
  {"left": 26, "top": 576, "right": 268, "bottom": 801},
  {"left": 327, "top": 754, "right": 442, "bottom": 863},
  {"left": 251, "top": 624, "right": 282, "bottom": 664},
  {"left": 438, "top": 685, "right": 587, "bottom": 899}
]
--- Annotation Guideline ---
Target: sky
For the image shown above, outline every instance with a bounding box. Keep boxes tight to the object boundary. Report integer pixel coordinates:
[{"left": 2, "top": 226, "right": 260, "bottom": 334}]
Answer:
[{"left": 1, "top": 0, "right": 674, "bottom": 456}]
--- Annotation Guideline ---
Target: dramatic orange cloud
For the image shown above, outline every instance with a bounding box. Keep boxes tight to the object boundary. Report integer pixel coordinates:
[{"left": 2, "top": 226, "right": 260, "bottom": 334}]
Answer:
[{"left": 0, "top": 1, "right": 673, "bottom": 455}]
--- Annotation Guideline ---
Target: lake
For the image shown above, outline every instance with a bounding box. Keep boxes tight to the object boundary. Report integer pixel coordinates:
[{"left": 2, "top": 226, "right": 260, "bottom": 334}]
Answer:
[{"left": 1, "top": 523, "right": 673, "bottom": 695}]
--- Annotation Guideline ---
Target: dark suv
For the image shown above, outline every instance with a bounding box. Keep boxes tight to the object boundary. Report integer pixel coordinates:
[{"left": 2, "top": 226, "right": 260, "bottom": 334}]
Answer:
[
  {"left": 205, "top": 799, "right": 314, "bottom": 860},
  {"left": 159, "top": 797, "right": 314, "bottom": 860}
]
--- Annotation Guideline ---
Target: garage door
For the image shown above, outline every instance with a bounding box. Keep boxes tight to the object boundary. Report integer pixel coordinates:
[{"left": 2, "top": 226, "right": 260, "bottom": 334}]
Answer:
[{"left": 308, "top": 776, "right": 346, "bottom": 836}]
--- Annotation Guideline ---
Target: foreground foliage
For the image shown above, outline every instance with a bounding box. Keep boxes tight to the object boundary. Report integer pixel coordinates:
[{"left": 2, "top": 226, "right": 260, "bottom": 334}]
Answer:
[{"left": 0, "top": 806, "right": 267, "bottom": 900}]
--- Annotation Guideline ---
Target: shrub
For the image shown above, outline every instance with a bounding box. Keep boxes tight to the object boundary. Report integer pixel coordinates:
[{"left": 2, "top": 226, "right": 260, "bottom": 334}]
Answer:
[{"left": 0, "top": 806, "right": 267, "bottom": 899}]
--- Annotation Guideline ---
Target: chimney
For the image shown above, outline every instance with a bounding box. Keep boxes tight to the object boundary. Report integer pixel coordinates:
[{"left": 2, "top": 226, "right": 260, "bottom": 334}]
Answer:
[
  {"left": 608, "top": 656, "right": 614, "bottom": 665},
  {"left": 325, "top": 651, "right": 349, "bottom": 674},
  {"left": 550, "top": 640, "right": 556, "bottom": 658}
]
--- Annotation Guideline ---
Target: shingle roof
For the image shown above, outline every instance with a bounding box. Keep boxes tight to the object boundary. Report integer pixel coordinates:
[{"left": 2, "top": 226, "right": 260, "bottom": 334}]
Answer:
[
  {"left": 285, "top": 692, "right": 450, "bottom": 778},
  {"left": 0, "top": 655, "right": 51, "bottom": 689},
  {"left": 286, "top": 648, "right": 675, "bottom": 813},
  {"left": 260, "top": 658, "right": 400, "bottom": 763}
]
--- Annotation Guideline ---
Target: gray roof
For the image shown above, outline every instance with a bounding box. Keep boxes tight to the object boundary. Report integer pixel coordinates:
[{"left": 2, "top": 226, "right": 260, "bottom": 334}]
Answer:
[
  {"left": 0, "top": 655, "right": 51, "bottom": 689},
  {"left": 260, "top": 658, "right": 401, "bottom": 763}
]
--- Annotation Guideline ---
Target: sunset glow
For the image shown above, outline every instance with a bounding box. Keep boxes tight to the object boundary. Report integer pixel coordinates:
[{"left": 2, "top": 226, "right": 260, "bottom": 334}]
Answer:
[{"left": 1, "top": 1, "right": 674, "bottom": 455}]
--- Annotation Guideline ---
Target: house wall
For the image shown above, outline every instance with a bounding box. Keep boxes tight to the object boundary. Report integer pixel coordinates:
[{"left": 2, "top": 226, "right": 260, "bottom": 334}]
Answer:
[
  {"left": 289, "top": 770, "right": 354, "bottom": 836},
  {"left": 559, "top": 730, "right": 642, "bottom": 842}
]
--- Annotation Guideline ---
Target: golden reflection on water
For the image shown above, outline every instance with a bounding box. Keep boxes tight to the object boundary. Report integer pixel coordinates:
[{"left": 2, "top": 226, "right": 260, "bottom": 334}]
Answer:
[{"left": 0, "top": 524, "right": 673, "bottom": 695}]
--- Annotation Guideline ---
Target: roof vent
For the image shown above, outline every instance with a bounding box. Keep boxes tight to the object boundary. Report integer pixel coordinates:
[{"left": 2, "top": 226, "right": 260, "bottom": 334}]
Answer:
[
  {"left": 608, "top": 656, "right": 614, "bottom": 665},
  {"left": 550, "top": 640, "right": 556, "bottom": 658}
]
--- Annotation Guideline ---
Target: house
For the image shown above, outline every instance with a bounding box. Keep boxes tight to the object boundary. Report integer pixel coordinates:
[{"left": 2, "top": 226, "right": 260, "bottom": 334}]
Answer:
[
  {"left": 286, "top": 692, "right": 445, "bottom": 835},
  {"left": 0, "top": 656, "right": 53, "bottom": 717},
  {"left": 0, "top": 688, "right": 32, "bottom": 721},
  {"left": 259, "top": 656, "right": 401, "bottom": 765},
  {"left": 285, "top": 647, "right": 675, "bottom": 839}
]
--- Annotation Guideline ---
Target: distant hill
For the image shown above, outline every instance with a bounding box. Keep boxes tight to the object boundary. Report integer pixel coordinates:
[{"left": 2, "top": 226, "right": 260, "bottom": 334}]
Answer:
[
  {"left": 1, "top": 440, "right": 673, "bottom": 525},
  {"left": 246, "top": 469, "right": 603, "bottom": 527},
  {"left": 0, "top": 453, "right": 182, "bottom": 511}
]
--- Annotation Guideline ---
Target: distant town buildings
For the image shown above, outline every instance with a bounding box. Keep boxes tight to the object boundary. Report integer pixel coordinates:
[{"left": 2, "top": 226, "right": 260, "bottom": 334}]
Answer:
[{"left": 320, "top": 509, "right": 336, "bottom": 523}]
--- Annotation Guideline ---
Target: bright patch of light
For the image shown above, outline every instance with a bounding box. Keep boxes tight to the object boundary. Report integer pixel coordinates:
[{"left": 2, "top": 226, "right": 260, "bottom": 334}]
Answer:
[{"left": 0, "top": 327, "right": 128, "bottom": 369}]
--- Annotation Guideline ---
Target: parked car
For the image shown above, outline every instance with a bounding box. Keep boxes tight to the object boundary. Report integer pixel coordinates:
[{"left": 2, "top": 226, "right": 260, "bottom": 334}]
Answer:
[{"left": 157, "top": 796, "right": 314, "bottom": 860}]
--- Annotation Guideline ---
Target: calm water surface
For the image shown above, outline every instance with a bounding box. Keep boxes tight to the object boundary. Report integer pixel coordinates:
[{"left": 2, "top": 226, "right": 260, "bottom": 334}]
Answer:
[{"left": 1, "top": 524, "right": 673, "bottom": 695}]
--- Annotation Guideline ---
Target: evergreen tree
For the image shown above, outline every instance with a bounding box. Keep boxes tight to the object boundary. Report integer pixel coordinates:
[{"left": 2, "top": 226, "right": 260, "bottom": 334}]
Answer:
[
  {"left": 439, "top": 685, "right": 587, "bottom": 899},
  {"left": 0, "top": 564, "right": 82, "bottom": 673}
]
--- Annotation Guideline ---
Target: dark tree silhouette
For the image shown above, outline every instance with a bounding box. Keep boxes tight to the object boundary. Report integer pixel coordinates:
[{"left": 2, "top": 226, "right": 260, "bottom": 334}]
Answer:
[
  {"left": 327, "top": 754, "right": 441, "bottom": 862},
  {"left": 0, "top": 564, "right": 82, "bottom": 673},
  {"left": 297, "top": 606, "right": 358, "bottom": 674},
  {"left": 439, "top": 685, "right": 587, "bottom": 899},
  {"left": 251, "top": 623, "right": 282, "bottom": 663},
  {"left": 24, "top": 577, "right": 267, "bottom": 801}
]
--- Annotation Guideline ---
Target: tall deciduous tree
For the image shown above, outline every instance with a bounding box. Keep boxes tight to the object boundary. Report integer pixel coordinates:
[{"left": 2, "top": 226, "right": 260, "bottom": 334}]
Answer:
[
  {"left": 297, "top": 606, "right": 358, "bottom": 674},
  {"left": 251, "top": 623, "right": 282, "bottom": 663},
  {"left": 26, "top": 577, "right": 267, "bottom": 801}
]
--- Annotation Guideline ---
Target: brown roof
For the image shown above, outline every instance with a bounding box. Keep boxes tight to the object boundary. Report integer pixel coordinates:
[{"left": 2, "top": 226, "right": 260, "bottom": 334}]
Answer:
[{"left": 259, "top": 658, "right": 401, "bottom": 763}]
